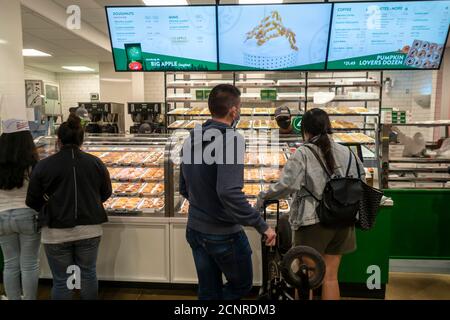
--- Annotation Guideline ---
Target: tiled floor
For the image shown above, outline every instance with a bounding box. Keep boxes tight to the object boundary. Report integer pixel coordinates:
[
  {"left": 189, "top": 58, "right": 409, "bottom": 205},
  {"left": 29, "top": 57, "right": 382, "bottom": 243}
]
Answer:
[
  {"left": 1, "top": 272, "right": 450, "bottom": 300},
  {"left": 385, "top": 272, "right": 450, "bottom": 300}
]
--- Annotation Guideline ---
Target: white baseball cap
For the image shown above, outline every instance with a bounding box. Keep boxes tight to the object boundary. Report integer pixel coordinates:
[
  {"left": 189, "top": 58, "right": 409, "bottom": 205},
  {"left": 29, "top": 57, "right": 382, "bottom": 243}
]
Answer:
[{"left": 1, "top": 119, "right": 30, "bottom": 133}]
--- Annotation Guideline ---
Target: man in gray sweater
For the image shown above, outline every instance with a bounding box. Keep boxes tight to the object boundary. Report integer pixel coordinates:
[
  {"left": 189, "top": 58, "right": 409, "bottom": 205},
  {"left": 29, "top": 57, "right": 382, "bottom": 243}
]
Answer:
[{"left": 180, "top": 84, "right": 276, "bottom": 300}]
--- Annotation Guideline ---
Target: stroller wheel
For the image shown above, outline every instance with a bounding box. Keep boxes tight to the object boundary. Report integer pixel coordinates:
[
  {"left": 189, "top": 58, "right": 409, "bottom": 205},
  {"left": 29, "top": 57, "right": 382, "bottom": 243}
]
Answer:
[{"left": 280, "top": 246, "right": 325, "bottom": 289}]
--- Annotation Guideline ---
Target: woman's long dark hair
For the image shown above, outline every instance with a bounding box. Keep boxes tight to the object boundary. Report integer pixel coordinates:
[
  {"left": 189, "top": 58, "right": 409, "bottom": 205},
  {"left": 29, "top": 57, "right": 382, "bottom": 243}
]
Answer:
[
  {"left": 0, "top": 131, "right": 39, "bottom": 190},
  {"left": 57, "top": 114, "right": 84, "bottom": 146},
  {"left": 301, "top": 108, "right": 336, "bottom": 173}
]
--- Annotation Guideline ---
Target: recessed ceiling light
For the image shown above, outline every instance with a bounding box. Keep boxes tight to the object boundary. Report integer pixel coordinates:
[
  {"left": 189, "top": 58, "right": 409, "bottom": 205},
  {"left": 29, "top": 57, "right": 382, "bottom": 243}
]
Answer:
[
  {"left": 142, "top": 0, "right": 188, "bottom": 5},
  {"left": 62, "top": 66, "right": 95, "bottom": 72},
  {"left": 100, "top": 78, "right": 132, "bottom": 83},
  {"left": 22, "top": 49, "right": 52, "bottom": 57},
  {"left": 239, "top": 0, "right": 283, "bottom": 3}
]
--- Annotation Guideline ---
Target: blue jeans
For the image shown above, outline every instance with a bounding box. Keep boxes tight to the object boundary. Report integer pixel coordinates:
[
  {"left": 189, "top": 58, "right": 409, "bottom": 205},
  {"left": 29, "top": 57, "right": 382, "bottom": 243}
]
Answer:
[
  {"left": 44, "top": 236, "right": 101, "bottom": 300},
  {"left": 186, "top": 228, "right": 253, "bottom": 300},
  {"left": 0, "top": 208, "right": 41, "bottom": 300}
]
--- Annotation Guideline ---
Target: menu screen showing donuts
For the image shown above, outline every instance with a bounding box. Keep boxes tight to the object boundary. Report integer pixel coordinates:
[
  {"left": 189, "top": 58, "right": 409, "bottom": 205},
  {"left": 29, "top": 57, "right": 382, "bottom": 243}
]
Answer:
[
  {"left": 327, "top": 1, "right": 450, "bottom": 70},
  {"left": 218, "top": 4, "right": 332, "bottom": 71},
  {"left": 106, "top": 6, "right": 217, "bottom": 71}
]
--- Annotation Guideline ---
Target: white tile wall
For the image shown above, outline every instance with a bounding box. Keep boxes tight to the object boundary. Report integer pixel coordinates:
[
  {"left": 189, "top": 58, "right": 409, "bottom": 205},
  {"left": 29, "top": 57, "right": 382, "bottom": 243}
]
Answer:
[
  {"left": 383, "top": 70, "right": 436, "bottom": 140},
  {"left": 24, "top": 66, "right": 57, "bottom": 83},
  {"left": 57, "top": 73, "right": 100, "bottom": 119},
  {"left": 144, "top": 73, "right": 165, "bottom": 102},
  {"left": 24, "top": 66, "right": 101, "bottom": 120}
]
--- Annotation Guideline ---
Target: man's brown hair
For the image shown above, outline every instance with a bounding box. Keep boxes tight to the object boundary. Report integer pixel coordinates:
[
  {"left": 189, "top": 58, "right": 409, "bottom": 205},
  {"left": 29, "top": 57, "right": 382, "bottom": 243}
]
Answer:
[{"left": 208, "top": 84, "right": 241, "bottom": 118}]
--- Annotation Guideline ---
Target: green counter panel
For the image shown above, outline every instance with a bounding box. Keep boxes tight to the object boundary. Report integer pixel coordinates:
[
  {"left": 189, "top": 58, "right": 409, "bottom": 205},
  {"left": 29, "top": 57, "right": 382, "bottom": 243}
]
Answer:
[
  {"left": 383, "top": 189, "right": 450, "bottom": 260},
  {"left": 339, "top": 206, "right": 392, "bottom": 285}
]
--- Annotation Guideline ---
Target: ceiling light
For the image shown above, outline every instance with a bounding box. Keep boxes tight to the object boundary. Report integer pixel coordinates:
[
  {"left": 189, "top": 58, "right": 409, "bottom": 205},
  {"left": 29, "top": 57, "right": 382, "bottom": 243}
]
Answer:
[
  {"left": 22, "top": 49, "right": 52, "bottom": 57},
  {"left": 62, "top": 66, "right": 95, "bottom": 72},
  {"left": 143, "top": 0, "right": 188, "bottom": 5},
  {"left": 100, "top": 78, "right": 132, "bottom": 83},
  {"left": 239, "top": 0, "right": 283, "bottom": 3}
]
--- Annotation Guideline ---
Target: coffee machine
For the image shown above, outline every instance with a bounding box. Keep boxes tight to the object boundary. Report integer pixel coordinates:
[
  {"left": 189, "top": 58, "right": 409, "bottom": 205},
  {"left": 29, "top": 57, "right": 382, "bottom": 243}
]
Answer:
[
  {"left": 78, "top": 102, "right": 125, "bottom": 134},
  {"left": 128, "top": 102, "right": 165, "bottom": 134}
]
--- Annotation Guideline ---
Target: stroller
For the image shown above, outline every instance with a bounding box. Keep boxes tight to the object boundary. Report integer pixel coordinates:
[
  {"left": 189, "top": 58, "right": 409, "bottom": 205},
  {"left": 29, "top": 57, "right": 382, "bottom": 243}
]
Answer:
[{"left": 258, "top": 200, "right": 326, "bottom": 300}]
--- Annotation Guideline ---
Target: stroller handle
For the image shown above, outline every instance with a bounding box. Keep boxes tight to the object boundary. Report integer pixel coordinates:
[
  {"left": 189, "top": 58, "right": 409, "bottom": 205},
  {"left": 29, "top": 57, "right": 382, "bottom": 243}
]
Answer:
[
  {"left": 262, "top": 199, "right": 280, "bottom": 223},
  {"left": 262, "top": 199, "right": 280, "bottom": 248}
]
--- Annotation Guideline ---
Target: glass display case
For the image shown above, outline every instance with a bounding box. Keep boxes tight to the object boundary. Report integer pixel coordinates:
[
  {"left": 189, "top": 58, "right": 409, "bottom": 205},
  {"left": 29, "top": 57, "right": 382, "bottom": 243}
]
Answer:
[
  {"left": 35, "top": 127, "right": 382, "bottom": 219},
  {"left": 35, "top": 134, "right": 171, "bottom": 217},
  {"left": 168, "top": 130, "right": 295, "bottom": 218}
]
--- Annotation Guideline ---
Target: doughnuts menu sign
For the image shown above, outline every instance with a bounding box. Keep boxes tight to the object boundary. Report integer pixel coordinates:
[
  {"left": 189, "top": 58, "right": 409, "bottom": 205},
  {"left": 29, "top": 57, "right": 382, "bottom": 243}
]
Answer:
[
  {"left": 327, "top": 1, "right": 450, "bottom": 70},
  {"left": 106, "top": 6, "right": 218, "bottom": 71}
]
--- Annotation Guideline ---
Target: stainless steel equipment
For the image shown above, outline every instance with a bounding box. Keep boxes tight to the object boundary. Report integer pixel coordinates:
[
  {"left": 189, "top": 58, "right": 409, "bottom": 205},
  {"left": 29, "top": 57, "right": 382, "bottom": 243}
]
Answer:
[
  {"left": 128, "top": 102, "right": 165, "bottom": 134},
  {"left": 78, "top": 102, "right": 125, "bottom": 134}
]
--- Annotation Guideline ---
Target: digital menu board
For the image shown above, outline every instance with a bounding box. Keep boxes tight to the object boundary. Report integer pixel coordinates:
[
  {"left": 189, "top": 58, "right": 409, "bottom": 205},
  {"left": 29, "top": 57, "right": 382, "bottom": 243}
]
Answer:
[
  {"left": 106, "top": 6, "right": 218, "bottom": 71},
  {"left": 327, "top": 1, "right": 450, "bottom": 70},
  {"left": 218, "top": 3, "right": 332, "bottom": 71}
]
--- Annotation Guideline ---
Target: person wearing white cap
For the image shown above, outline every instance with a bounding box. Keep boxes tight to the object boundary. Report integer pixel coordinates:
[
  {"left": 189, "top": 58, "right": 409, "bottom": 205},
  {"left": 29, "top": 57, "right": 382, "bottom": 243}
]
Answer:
[{"left": 0, "top": 119, "right": 41, "bottom": 300}]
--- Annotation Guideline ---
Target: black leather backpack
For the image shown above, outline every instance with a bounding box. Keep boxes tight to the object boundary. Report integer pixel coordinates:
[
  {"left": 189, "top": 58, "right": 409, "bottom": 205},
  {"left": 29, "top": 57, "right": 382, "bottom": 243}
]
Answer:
[{"left": 304, "top": 144, "right": 363, "bottom": 228}]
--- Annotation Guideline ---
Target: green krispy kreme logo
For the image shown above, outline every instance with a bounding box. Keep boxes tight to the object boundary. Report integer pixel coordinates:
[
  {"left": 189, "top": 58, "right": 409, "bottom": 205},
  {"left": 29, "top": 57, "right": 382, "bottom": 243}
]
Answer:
[{"left": 292, "top": 115, "right": 302, "bottom": 134}]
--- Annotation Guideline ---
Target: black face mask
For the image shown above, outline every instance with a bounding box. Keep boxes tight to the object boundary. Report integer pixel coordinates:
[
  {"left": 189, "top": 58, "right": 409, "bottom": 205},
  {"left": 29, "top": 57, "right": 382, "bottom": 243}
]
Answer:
[{"left": 277, "top": 117, "right": 291, "bottom": 130}]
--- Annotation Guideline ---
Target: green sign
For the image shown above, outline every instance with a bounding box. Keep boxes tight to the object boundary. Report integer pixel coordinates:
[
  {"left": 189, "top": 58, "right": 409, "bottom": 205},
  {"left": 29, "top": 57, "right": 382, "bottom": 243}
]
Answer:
[{"left": 292, "top": 115, "right": 303, "bottom": 134}]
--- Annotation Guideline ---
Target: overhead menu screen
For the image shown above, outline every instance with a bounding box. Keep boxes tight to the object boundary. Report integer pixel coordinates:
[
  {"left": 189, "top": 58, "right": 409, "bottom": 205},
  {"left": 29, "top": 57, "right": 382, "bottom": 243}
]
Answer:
[
  {"left": 106, "top": 6, "right": 218, "bottom": 71},
  {"left": 327, "top": 1, "right": 450, "bottom": 70},
  {"left": 218, "top": 4, "right": 332, "bottom": 71}
]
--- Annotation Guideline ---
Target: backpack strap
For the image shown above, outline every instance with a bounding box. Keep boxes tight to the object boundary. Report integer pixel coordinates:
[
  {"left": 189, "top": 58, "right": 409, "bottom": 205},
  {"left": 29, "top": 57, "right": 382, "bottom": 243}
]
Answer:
[
  {"left": 303, "top": 187, "right": 320, "bottom": 202},
  {"left": 346, "top": 148, "right": 362, "bottom": 179},
  {"left": 304, "top": 144, "right": 332, "bottom": 179},
  {"left": 345, "top": 149, "right": 353, "bottom": 177}
]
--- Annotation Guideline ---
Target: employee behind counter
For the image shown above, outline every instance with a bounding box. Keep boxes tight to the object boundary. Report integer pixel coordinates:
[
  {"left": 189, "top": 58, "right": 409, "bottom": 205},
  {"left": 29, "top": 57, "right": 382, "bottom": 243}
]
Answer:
[{"left": 274, "top": 106, "right": 301, "bottom": 134}]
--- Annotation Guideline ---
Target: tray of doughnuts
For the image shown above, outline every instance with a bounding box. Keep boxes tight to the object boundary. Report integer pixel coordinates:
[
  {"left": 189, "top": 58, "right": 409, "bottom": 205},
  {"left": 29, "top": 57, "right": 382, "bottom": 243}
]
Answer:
[
  {"left": 118, "top": 152, "right": 150, "bottom": 166},
  {"left": 143, "top": 151, "right": 164, "bottom": 166},
  {"left": 86, "top": 151, "right": 106, "bottom": 158},
  {"left": 110, "top": 197, "right": 143, "bottom": 211},
  {"left": 138, "top": 197, "right": 165, "bottom": 211},
  {"left": 115, "top": 168, "right": 147, "bottom": 181},
  {"left": 244, "top": 168, "right": 261, "bottom": 181},
  {"left": 247, "top": 198, "right": 290, "bottom": 213},
  {"left": 140, "top": 183, "right": 164, "bottom": 196},
  {"left": 259, "top": 152, "right": 287, "bottom": 166},
  {"left": 103, "top": 197, "right": 116, "bottom": 210},
  {"left": 107, "top": 167, "right": 123, "bottom": 180},
  {"left": 242, "top": 184, "right": 262, "bottom": 197},
  {"left": 100, "top": 152, "right": 126, "bottom": 165},
  {"left": 141, "top": 168, "right": 164, "bottom": 181},
  {"left": 261, "top": 168, "right": 282, "bottom": 182},
  {"left": 244, "top": 153, "right": 260, "bottom": 165}
]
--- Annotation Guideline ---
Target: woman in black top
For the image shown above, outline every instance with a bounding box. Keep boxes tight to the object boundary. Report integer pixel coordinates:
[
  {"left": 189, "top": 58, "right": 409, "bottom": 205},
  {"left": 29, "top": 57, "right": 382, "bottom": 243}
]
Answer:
[{"left": 26, "top": 114, "right": 112, "bottom": 300}]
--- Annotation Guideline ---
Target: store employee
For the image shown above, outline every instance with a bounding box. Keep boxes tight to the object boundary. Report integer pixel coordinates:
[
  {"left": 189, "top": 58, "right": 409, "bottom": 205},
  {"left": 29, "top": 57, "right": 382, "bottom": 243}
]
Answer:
[{"left": 275, "top": 105, "right": 302, "bottom": 134}]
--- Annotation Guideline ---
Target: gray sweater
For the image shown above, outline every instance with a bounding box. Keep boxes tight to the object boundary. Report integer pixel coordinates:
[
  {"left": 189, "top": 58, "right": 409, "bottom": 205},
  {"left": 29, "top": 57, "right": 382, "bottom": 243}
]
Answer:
[{"left": 258, "top": 139, "right": 365, "bottom": 230}]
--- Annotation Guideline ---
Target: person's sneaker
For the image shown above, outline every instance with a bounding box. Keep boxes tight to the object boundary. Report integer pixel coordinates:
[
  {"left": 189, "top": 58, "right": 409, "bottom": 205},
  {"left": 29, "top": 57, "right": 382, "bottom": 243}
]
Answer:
[{"left": 1, "top": 295, "right": 8, "bottom": 300}]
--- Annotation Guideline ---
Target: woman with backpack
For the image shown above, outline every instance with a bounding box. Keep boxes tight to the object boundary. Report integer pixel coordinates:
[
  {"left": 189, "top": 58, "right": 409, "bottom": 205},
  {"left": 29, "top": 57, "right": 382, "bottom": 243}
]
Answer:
[
  {"left": 26, "top": 114, "right": 112, "bottom": 300},
  {"left": 0, "top": 119, "right": 41, "bottom": 300},
  {"left": 257, "top": 108, "right": 365, "bottom": 300}
]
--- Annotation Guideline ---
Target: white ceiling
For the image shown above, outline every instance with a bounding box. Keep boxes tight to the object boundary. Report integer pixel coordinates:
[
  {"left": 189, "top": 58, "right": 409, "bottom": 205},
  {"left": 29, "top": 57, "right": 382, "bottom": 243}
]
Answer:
[{"left": 21, "top": 0, "right": 450, "bottom": 74}]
